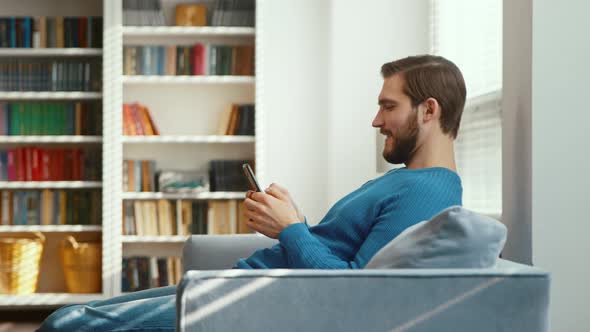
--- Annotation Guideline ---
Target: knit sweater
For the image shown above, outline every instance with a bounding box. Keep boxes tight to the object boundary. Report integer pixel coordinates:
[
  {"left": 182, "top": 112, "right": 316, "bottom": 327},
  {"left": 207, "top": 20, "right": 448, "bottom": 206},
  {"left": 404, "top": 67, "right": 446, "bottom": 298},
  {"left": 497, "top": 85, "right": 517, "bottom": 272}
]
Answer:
[{"left": 235, "top": 167, "right": 462, "bottom": 269}]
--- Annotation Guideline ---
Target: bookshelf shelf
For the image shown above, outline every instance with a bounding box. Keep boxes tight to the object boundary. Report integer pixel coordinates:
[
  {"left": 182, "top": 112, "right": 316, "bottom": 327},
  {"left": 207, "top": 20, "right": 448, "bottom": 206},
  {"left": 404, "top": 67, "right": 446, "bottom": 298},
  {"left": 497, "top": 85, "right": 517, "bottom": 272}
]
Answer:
[
  {"left": 0, "top": 136, "right": 103, "bottom": 143},
  {"left": 122, "top": 191, "right": 246, "bottom": 200},
  {"left": 122, "top": 26, "right": 255, "bottom": 38},
  {"left": 122, "top": 235, "right": 189, "bottom": 243},
  {"left": 0, "top": 48, "right": 102, "bottom": 57},
  {"left": 0, "top": 293, "right": 106, "bottom": 307},
  {"left": 0, "top": 225, "right": 101, "bottom": 232},
  {"left": 0, "top": 92, "right": 102, "bottom": 100},
  {"left": 122, "top": 135, "right": 254, "bottom": 144},
  {"left": 122, "top": 75, "right": 255, "bottom": 85},
  {"left": 0, "top": 181, "right": 102, "bottom": 189}
]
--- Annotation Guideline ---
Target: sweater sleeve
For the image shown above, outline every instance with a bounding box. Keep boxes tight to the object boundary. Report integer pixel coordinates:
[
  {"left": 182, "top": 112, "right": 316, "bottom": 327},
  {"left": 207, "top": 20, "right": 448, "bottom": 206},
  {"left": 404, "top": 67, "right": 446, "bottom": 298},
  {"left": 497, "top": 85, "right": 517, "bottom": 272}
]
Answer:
[{"left": 279, "top": 181, "right": 458, "bottom": 269}]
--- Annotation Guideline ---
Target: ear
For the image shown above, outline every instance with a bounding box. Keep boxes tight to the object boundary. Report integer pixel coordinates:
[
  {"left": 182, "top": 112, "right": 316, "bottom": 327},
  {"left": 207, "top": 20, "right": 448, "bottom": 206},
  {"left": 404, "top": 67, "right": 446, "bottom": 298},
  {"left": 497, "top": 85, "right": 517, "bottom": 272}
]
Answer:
[{"left": 422, "top": 98, "right": 440, "bottom": 122}]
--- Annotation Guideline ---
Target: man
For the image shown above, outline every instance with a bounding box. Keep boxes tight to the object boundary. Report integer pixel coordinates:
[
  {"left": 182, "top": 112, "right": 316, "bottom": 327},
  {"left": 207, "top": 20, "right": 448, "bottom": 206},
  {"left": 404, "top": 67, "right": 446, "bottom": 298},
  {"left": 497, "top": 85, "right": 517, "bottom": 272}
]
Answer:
[{"left": 39, "top": 55, "right": 466, "bottom": 331}]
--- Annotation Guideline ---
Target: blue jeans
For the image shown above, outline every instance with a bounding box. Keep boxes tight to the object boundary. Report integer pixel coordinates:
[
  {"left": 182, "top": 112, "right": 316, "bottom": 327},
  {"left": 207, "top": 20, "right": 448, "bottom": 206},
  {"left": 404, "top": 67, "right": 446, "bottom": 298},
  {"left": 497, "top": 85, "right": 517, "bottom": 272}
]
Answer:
[{"left": 37, "top": 286, "right": 177, "bottom": 332}]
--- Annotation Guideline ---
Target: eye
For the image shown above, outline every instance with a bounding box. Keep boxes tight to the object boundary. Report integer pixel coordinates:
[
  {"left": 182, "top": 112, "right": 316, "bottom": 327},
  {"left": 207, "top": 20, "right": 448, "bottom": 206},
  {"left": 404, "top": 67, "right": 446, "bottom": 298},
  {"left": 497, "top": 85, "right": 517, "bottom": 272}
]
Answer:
[{"left": 383, "top": 105, "right": 395, "bottom": 111}]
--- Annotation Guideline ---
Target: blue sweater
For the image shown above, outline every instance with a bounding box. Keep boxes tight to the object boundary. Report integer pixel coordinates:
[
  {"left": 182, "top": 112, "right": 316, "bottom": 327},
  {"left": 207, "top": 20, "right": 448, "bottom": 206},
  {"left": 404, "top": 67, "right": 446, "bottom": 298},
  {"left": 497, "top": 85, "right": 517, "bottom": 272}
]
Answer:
[{"left": 235, "top": 167, "right": 462, "bottom": 269}]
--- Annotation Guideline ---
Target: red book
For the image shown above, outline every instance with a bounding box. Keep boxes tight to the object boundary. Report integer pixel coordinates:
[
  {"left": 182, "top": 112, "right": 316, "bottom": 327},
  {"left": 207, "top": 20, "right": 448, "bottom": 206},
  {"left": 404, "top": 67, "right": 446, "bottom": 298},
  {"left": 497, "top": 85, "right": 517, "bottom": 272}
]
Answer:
[
  {"left": 191, "top": 44, "right": 205, "bottom": 75},
  {"left": 41, "top": 150, "right": 51, "bottom": 181},
  {"left": 31, "top": 148, "right": 40, "bottom": 181},
  {"left": 63, "top": 150, "right": 72, "bottom": 181},
  {"left": 7, "top": 150, "right": 15, "bottom": 181},
  {"left": 24, "top": 148, "right": 33, "bottom": 181},
  {"left": 16, "top": 148, "right": 25, "bottom": 181}
]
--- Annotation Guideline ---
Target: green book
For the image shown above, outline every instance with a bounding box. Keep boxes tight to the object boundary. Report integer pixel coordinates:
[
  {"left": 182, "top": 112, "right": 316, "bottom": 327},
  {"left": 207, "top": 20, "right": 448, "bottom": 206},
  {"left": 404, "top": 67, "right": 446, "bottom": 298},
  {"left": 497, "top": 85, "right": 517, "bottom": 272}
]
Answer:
[
  {"left": 31, "top": 103, "right": 40, "bottom": 135},
  {"left": 10, "top": 103, "right": 19, "bottom": 135}
]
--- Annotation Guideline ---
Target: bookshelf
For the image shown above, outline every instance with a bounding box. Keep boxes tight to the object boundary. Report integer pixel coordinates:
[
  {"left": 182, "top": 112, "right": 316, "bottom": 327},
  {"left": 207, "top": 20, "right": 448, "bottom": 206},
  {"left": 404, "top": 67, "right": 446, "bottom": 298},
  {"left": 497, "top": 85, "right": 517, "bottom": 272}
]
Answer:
[
  {"left": 0, "top": 0, "right": 261, "bottom": 307},
  {"left": 110, "top": 0, "right": 259, "bottom": 297},
  {"left": 0, "top": 0, "right": 105, "bottom": 307}
]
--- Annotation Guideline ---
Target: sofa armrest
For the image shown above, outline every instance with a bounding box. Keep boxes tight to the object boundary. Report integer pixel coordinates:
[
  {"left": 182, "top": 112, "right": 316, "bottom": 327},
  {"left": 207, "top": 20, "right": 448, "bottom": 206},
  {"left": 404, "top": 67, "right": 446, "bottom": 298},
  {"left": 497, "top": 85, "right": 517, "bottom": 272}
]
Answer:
[
  {"left": 177, "top": 266, "right": 550, "bottom": 332},
  {"left": 182, "top": 234, "right": 278, "bottom": 271}
]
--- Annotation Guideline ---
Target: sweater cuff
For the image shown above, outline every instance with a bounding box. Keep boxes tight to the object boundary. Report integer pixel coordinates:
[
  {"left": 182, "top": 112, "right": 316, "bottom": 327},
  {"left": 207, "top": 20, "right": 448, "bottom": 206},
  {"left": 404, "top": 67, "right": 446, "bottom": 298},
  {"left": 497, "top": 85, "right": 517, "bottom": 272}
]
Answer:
[{"left": 278, "top": 222, "right": 310, "bottom": 247}]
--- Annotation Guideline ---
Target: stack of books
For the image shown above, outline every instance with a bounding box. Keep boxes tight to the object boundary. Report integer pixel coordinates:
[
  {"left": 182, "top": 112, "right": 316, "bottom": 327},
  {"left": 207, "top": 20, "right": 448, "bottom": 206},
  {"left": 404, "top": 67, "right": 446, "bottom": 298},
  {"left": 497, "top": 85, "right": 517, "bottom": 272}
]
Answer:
[
  {"left": 122, "top": 199, "right": 251, "bottom": 236},
  {"left": 217, "top": 103, "right": 254, "bottom": 135},
  {"left": 123, "top": 44, "right": 254, "bottom": 76},
  {"left": 0, "top": 147, "right": 101, "bottom": 181},
  {"left": 0, "top": 16, "right": 103, "bottom": 48},
  {"left": 122, "top": 256, "right": 182, "bottom": 292},
  {"left": 0, "top": 189, "right": 101, "bottom": 225},
  {"left": 0, "top": 102, "right": 101, "bottom": 135},
  {"left": 0, "top": 59, "right": 102, "bottom": 91},
  {"left": 122, "top": 103, "right": 159, "bottom": 136},
  {"left": 209, "top": 159, "right": 252, "bottom": 192}
]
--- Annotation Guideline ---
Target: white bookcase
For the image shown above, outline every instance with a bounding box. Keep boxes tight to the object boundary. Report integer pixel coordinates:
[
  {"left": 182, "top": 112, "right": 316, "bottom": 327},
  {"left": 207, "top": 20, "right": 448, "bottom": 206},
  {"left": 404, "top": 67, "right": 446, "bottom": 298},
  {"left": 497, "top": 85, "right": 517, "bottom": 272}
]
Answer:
[{"left": 0, "top": 0, "right": 262, "bottom": 307}]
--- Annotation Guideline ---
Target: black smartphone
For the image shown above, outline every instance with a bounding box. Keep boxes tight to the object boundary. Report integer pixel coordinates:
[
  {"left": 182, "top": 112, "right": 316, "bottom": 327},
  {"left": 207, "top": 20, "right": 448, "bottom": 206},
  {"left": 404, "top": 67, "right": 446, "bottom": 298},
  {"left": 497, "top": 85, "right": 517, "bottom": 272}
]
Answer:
[{"left": 242, "top": 163, "right": 262, "bottom": 192}]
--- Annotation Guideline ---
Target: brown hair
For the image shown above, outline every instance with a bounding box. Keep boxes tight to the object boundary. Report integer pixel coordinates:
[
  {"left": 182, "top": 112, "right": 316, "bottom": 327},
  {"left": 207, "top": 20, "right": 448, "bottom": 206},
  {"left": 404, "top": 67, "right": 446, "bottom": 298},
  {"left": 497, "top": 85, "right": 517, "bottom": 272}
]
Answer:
[{"left": 381, "top": 55, "right": 466, "bottom": 139}]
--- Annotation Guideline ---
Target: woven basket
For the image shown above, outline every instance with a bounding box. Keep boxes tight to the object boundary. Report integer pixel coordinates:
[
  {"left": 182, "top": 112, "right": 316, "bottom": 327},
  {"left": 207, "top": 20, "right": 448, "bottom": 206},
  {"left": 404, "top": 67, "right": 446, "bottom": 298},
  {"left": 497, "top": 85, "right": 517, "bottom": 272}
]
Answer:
[
  {"left": 0, "top": 232, "right": 45, "bottom": 295},
  {"left": 60, "top": 236, "right": 101, "bottom": 293}
]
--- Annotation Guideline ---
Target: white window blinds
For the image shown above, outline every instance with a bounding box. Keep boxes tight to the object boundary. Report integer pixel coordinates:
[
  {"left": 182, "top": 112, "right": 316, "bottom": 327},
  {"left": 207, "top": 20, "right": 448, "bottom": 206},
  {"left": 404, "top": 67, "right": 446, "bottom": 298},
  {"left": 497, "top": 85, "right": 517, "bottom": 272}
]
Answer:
[{"left": 430, "top": 0, "right": 503, "bottom": 216}]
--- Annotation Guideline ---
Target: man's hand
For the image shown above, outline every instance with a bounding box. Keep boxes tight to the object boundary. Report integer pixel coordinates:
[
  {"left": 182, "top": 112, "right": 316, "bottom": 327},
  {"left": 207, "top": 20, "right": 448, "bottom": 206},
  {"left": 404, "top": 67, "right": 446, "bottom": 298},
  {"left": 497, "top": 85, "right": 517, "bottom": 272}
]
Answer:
[{"left": 244, "top": 183, "right": 303, "bottom": 239}]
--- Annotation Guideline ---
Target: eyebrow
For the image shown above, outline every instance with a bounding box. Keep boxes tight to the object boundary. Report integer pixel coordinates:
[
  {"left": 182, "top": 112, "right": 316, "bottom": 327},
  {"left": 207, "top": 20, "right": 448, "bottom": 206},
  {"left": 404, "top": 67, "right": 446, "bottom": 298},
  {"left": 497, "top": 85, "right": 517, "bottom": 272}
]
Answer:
[{"left": 378, "top": 98, "right": 398, "bottom": 106}]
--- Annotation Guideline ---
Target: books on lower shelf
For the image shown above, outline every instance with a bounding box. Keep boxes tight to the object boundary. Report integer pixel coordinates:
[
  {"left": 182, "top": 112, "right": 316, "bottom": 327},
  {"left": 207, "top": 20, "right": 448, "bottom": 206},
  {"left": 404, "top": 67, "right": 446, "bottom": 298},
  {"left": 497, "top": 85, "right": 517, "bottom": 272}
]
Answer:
[
  {"left": 123, "top": 44, "right": 254, "bottom": 76},
  {"left": 217, "top": 103, "right": 254, "bottom": 135},
  {"left": 0, "top": 102, "right": 101, "bottom": 135},
  {"left": 123, "top": 199, "right": 252, "bottom": 236},
  {"left": 122, "top": 102, "right": 159, "bottom": 135},
  {"left": 0, "top": 189, "right": 101, "bottom": 225},
  {"left": 0, "top": 16, "right": 103, "bottom": 48},
  {"left": 122, "top": 256, "right": 182, "bottom": 292},
  {"left": 0, "top": 59, "right": 102, "bottom": 91},
  {"left": 0, "top": 147, "right": 101, "bottom": 181},
  {"left": 124, "top": 160, "right": 209, "bottom": 193}
]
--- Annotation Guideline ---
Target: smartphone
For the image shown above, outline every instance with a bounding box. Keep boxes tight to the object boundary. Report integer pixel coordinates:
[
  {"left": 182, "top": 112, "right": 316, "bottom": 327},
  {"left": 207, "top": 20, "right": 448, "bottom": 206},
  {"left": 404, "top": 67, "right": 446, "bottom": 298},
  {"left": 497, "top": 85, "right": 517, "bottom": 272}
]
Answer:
[{"left": 242, "top": 163, "right": 262, "bottom": 192}]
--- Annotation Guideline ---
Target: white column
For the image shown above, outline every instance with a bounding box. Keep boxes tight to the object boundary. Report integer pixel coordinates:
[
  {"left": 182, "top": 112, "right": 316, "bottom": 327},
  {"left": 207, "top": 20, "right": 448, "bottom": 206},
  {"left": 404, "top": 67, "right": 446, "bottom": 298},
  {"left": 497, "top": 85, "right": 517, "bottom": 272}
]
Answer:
[{"left": 503, "top": 0, "right": 590, "bottom": 330}]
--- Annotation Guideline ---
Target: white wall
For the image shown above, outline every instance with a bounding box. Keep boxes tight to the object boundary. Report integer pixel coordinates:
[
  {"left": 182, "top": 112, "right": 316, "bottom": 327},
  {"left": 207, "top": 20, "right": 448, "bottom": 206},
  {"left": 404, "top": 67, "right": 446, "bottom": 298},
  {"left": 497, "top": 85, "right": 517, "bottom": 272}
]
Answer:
[
  {"left": 504, "top": 0, "right": 590, "bottom": 330},
  {"left": 260, "top": 0, "right": 429, "bottom": 223},
  {"left": 257, "top": 0, "right": 331, "bottom": 223},
  {"left": 326, "top": 0, "right": 430, "bottom": 208}
]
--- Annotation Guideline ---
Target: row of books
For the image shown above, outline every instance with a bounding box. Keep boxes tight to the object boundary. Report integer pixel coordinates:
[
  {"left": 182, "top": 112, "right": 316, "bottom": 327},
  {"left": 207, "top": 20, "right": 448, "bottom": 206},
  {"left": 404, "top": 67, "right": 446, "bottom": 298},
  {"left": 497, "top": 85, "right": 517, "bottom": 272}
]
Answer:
[
  {"left": 123, "top": 44, "right": 254, "bottom": 76},
  {"left": 123, "top": 159, "right": 157, "bottom": 192},
  {"left": 0, "top": 102, "right": 102, "bottom": 136},
  {"left": 0, "top": 148, "right": 101, "bottom": 181},
  {"left": 0, "top": 60, "right": 102, "bottom": 91},
  {"left": 123, "top": 103, "right": 159, "bottom": 136},
  {"left": 122, "top": 256, "right": 182, "bottom": 292},
  {"left": 123, "top": 199, "right": 252, "bottom": 236},
  {"left": 122, "top": 0, "right": 166, "bottom": 26},
  {"left": 0, "top": 16, "right": 103, "bottom": 49},
  {"left": 210, "top": 0, "right": 256, "bottom": 27},
  {"left": 217, "top": 104, "right": 255, "bottom": 135},
  {"left": 0, "top": 189, "right": 101, "bottom": 226},
  {"left": 209, "top": 160, "right": 251, "bottom": 192}
]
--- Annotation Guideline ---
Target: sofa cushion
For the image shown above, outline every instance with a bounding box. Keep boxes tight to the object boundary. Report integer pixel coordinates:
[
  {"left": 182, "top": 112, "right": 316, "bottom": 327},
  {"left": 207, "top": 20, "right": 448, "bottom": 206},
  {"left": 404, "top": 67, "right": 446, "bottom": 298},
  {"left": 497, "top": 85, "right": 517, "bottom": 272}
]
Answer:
[{"left": 365, "top": 206, "right": 507, "bottom": 269}]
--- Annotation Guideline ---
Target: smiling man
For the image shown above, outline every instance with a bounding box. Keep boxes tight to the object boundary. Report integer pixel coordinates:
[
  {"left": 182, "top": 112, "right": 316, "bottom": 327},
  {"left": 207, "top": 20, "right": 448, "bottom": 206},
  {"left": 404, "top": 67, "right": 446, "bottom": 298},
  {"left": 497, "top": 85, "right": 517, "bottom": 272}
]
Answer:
[
  {"left": 38, "top": 55, "right": 466, "bottom": 332},
  {"left": 237, "top": 54, "right": 466, "bottom": 269}
]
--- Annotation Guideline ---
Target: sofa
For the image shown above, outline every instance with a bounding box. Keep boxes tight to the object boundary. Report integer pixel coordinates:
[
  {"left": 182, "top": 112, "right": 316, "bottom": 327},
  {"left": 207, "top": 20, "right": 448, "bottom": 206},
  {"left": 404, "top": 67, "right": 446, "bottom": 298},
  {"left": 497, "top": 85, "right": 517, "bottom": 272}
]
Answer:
[{"left": 177, "top": 234, "right": 550, "bottom": 332}]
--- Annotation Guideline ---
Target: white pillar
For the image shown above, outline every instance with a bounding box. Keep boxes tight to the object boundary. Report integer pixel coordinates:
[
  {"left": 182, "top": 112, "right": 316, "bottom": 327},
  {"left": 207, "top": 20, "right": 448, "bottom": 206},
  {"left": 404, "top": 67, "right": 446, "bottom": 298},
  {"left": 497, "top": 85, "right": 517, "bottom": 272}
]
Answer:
[{"left": 503, "top": 0, "right": 590, "bottom": 330}]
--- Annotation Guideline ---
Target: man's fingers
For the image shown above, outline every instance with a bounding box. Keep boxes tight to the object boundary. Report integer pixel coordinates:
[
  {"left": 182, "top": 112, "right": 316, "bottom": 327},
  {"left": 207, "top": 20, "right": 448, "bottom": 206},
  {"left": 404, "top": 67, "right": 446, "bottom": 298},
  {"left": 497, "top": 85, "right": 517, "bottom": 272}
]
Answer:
[
  {"left": 265, "top": 186, "right": 287, "bottom": 201},
  {"left": 244, "top": 197, "right": 264, "bottom": 211}
]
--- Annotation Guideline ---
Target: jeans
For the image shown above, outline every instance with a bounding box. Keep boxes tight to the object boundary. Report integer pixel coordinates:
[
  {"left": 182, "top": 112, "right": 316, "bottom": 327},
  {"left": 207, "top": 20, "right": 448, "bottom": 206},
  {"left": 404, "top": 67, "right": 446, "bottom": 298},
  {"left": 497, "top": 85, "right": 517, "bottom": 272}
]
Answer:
[{"left": 37, "top": 286, "right": 177, "bottom": 332}]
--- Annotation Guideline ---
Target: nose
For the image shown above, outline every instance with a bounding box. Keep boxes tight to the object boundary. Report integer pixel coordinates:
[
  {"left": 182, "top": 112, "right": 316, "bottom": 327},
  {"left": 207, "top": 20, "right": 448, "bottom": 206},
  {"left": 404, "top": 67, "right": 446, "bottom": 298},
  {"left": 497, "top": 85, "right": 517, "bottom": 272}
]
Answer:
[{"left": 372, "top": 110, "right": 383, "bottom": 128}]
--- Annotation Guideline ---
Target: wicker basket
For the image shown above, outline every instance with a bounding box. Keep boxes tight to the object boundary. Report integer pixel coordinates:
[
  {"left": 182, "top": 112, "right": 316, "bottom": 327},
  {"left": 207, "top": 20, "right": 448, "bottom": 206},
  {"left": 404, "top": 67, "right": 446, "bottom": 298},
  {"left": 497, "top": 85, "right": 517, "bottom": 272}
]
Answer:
[
  {"left": 60, "top": 236, "right": 101, "bottom": 293},
  {"left": 0, "top": 232, "right": 45, "bottom": 295}
]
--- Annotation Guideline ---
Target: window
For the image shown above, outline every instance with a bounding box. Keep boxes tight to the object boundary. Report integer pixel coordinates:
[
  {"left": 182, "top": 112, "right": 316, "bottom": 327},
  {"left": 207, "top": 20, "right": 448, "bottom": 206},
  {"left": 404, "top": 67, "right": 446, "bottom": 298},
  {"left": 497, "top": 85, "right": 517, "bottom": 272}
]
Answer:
[{"left": 430, "top": 0, "right": 503, "bottom": 216}]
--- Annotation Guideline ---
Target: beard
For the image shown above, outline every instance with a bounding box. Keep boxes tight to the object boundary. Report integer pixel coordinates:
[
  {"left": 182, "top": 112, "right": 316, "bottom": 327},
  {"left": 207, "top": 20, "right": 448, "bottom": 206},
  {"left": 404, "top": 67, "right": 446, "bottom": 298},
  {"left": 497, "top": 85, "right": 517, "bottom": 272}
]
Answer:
[{"left": 382, "top": 111, "right": 419, "bottom": 165}]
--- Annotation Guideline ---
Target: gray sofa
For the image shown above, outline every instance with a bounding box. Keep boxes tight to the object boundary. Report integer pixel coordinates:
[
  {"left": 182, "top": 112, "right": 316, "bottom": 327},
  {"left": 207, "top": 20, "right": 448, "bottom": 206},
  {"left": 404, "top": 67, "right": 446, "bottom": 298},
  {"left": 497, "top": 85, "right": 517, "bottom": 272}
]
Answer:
[{"left": 177, "top": 234, "right": 550, "bottom": 332}]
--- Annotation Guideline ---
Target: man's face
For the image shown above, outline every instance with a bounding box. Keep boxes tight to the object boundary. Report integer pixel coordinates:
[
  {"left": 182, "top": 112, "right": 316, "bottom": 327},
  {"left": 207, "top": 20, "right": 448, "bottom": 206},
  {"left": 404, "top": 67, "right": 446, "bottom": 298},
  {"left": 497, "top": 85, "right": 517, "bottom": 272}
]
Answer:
[{"left": 372, "top": 74, "right": 420, "bottom": 165}]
